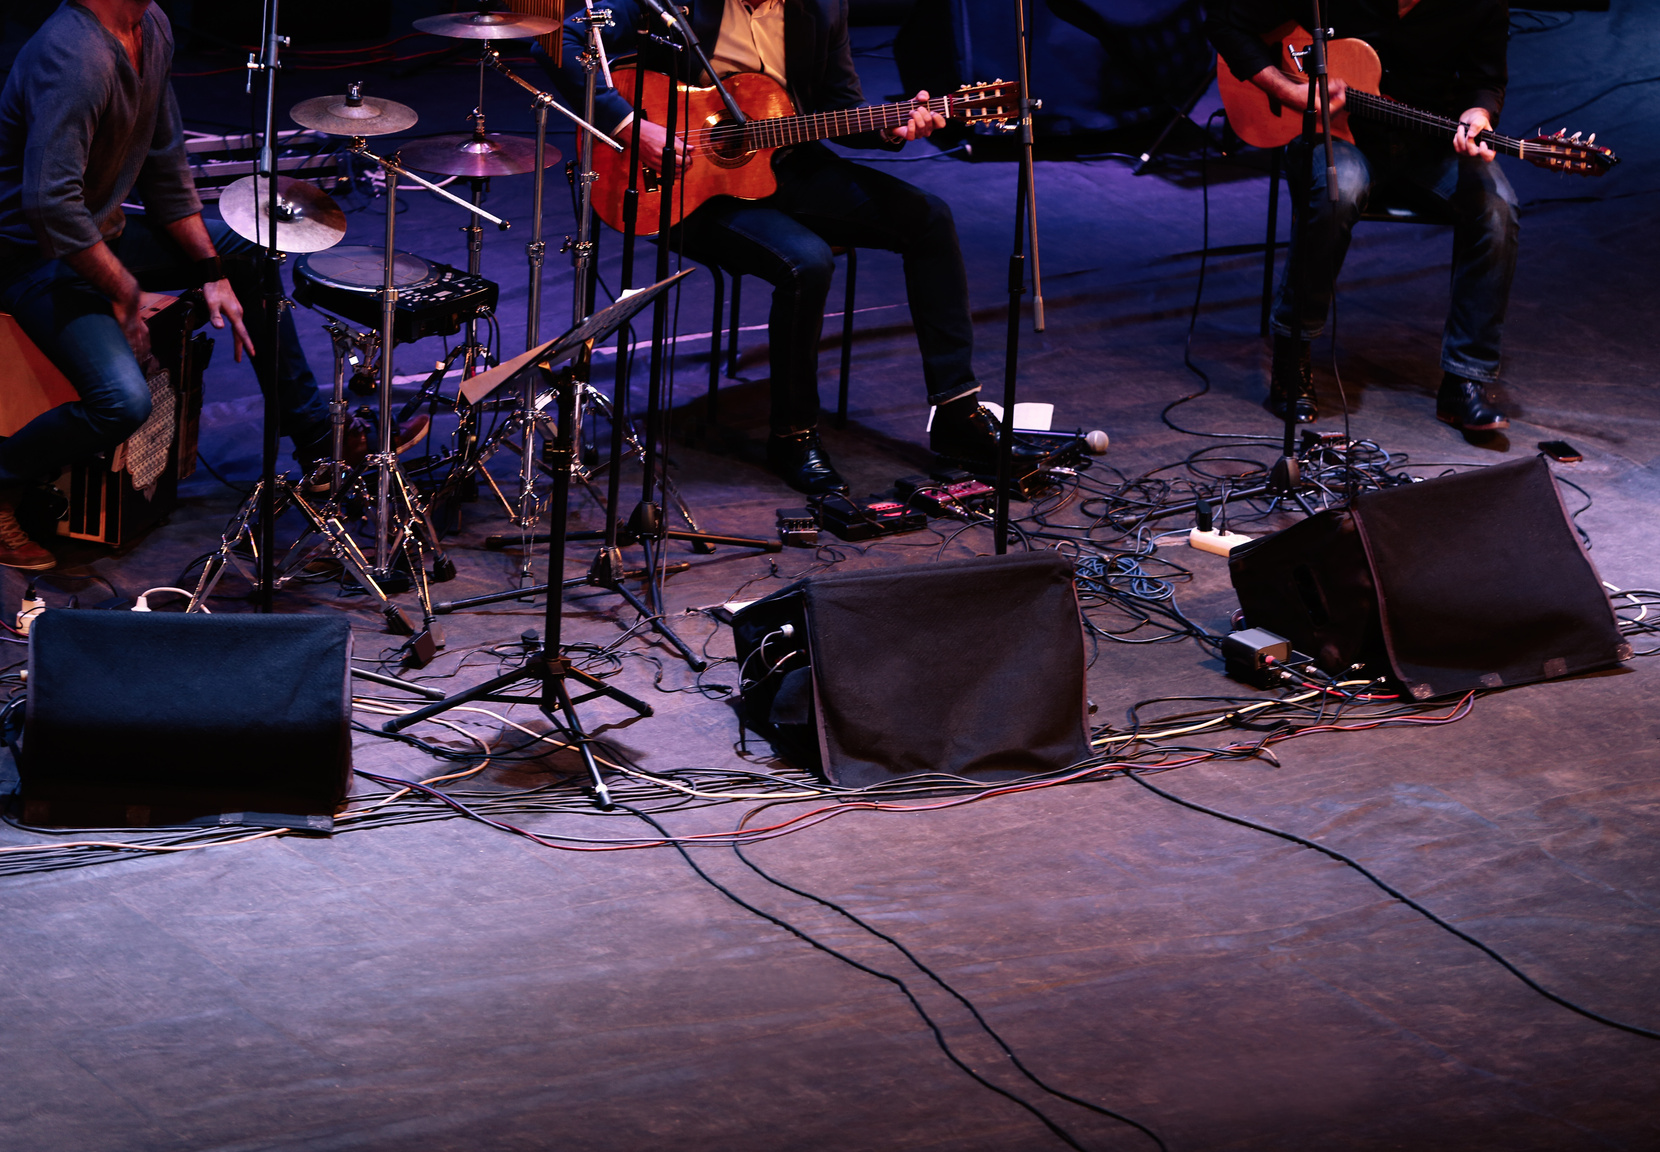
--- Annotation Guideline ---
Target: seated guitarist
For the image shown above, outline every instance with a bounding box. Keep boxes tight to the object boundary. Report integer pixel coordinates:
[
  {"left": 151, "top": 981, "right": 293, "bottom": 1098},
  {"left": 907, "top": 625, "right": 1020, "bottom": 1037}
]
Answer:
[
  {"left": 538, "top": 0, "right": 1033, "bottom": 495},
  {"left": 1207, "top": 0, "right": 1517, "bottom": 432}
]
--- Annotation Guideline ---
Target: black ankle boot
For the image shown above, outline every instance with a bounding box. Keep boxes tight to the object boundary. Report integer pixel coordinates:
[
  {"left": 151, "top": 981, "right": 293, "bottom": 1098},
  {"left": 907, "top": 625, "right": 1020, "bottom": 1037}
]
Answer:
[
  {"left": 930, "top": 401, "right": 1046, "bottom": 465},
  {"left": 1436, "top": 374, "right": 1508, "bottom": 432},
  {"left": 766, "top": 428, "right": 847, "bottom": 495},
  {"left": 1266, "top": 335, "right": 1317, "bottom": 424}
]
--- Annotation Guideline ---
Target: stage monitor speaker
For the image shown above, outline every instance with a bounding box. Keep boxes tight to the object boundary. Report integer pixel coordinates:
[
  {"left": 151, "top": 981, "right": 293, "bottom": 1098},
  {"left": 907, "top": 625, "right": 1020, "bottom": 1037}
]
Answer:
[
  {"left": 18, "top": 611, "right": 354, "bottom": 829},
  {"left": 732, "top": 552, "right": 1091, "bottom": 788},
  {"left": 1229, "top": 456, "right": 1629, "bottom": 699}
]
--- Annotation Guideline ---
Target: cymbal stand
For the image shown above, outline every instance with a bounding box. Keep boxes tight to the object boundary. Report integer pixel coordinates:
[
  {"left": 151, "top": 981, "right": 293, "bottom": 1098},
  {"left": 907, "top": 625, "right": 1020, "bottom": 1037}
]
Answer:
[
  {"left": 188, "top": 319, "right": 433, "bottom": 656},
  {"left": 349, "top": 137, "right": 508, "bottom": 644},
  {"left": 247, "top": 0, "right": 288, "bottom": 611},
  {"left": 481, "top": 44, "right": 625, "bottom": 583}
]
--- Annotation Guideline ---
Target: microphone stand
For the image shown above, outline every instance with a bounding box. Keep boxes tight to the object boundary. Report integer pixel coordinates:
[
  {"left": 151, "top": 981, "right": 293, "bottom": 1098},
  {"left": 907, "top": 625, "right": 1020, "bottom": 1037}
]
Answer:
[
  {"left": 1265, "top": 0, "right": 1336, "bottom": 517},
  {"left": 249, "top": 0, "right": 287, "bottom": 611},
  {"left": 993, "top": 0, "right": 1043, "bottom": 551}
]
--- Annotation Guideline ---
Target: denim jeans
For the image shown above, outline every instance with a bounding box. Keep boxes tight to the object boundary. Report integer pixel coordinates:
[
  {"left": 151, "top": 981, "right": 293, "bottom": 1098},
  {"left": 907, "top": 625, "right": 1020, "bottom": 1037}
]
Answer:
[
  {"left": 0, "top": 215, "right": 331, "bottom": 487},
  {"left": 1272, "top": 131, "right": 1520, "bottom": 384},
  {"left": 677, "top": 144, "right": 978, "bottom": 432}
]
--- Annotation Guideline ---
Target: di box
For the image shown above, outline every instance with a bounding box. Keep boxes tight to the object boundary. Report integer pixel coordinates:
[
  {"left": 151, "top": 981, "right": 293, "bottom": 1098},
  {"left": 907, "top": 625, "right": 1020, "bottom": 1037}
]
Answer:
[
  {"left": 731, "top": 552, "right": 1091, "bottom": 787},
  {"left": 19, "top": 611, "right": 353, "bottom": 829},
  {"left": 1229, "top": 456, "right": 1628, "bottom": 699}
]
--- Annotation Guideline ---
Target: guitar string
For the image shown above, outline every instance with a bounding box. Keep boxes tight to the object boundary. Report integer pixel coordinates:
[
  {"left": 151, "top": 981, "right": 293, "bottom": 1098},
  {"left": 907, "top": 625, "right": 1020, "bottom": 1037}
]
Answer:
[{"left": 1345, "top": 91, "right": 1527, "bottom": 154}]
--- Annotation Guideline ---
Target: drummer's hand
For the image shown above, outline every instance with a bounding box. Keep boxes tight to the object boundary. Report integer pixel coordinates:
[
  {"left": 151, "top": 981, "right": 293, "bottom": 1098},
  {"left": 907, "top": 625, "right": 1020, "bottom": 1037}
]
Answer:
[
  {"left": 202, "top": 278, "right": 255, "bottom": 362},
  {"left": 632, "top": 118, "right": 692, "bottom": 175},
  {"left": 111, "top": 287, "right": 152, "bottom": 365}
]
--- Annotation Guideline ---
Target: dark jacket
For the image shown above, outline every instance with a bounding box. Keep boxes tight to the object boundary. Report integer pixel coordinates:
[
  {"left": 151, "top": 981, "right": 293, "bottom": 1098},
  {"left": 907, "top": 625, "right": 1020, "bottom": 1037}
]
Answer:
[
  {"left": 0, "top": 1, "right": 201, "bottom": 263},
  {"left": 543, "top": 0, "right": 895, "bottom": 149},
  {"left": 1205, "top": 0, "right": 1509, "bottom": 122}
]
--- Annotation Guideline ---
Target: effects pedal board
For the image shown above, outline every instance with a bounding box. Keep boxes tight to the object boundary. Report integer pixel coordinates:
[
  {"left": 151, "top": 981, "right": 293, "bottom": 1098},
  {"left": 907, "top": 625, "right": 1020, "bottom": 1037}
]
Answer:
[
  {"left": 942, "top": 430, "right": 1089, "bottom": 499},
  {"left": 894, "top": 471, "right": 996, "bottom": 517},
  {"left": 818, "top": 493, "right": 929, "bottom": 542}
]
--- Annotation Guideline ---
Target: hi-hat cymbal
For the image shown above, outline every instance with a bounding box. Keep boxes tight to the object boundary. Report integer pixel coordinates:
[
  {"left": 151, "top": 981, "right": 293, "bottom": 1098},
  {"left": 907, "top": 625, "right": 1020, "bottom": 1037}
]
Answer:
[
  {"left": 291, "top": 84, "right": 418, "bottom": 137},
  {"left": 402, "top": 132, "right": 561, "bottom": 177},
  {"left": 412, "top": 10, "right": 561, "bottom": 39},
  {"left": 218, "top": 176, "right": 347, "bottom": 253}
]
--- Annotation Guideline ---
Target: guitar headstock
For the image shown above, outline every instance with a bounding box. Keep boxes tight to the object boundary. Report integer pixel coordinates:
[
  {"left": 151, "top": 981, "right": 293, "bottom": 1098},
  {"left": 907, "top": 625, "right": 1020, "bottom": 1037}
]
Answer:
[
  {"left": 1524, "top": 128, "right": 1618, "bottom": 177},
  {"left": 948, "top": 80, "right": 1021, "bottom": 129}
]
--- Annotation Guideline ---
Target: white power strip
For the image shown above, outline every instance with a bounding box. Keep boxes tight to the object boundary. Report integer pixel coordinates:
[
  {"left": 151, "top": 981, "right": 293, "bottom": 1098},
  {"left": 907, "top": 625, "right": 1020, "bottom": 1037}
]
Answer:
[{"left": 1188, "top": 528, "right": 1253, "bottom": 557}]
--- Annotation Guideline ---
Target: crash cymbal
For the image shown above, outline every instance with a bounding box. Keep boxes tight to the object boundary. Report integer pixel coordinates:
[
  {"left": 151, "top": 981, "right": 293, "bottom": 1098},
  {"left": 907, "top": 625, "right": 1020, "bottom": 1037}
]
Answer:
[
  {"left": 402, "top": 132, "right": 561, "bottom": 177},
  {"left": 291, "top": 83, "right": 418, "bottom": 137},
  {"left": 412, "top": 10, "right": 561, "bottom": 39},
  {"left": 218, "top": 175, "right": 347, "bottom": 253}
]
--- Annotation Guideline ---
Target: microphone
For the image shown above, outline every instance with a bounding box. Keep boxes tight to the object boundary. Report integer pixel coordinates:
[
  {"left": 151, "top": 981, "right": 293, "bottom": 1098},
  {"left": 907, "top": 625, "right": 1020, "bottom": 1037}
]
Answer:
[
  {"left": 636, "top": 0, "right": 682, "bottom": 32},
  {"left": 1083, "top": 429, "right": 1109, "bottom": 455}
]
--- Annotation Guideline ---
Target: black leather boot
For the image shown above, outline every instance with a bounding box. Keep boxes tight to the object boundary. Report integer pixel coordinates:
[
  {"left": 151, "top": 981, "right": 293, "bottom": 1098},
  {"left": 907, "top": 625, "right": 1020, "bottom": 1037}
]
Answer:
[
  {"left": 929, "top": 401, "right": 1047, "bottom": 465},
  {"left": 1436, "top": 374, "right": 1509, "bottom": 432},
  {"left": 766, "top": 428, "right": 847, "bottom": 495},
  {"left": 1265, "top": 335, "right": 1317, "bottom": 424}
]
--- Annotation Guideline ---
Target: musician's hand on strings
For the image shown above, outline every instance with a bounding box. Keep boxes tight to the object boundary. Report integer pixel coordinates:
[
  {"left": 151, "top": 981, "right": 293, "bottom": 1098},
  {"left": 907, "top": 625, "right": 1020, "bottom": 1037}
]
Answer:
[
  {"left": 202, "top": 277, "right": 255, "bottom": 362},
  {"left": 1252, "top": 68, "right": 1346, "bottom": 119},
  {"left": 885, "top": 91, "right": 946, "bottom": 142},
  {"left": 1455, "top": 108, "right": 1496, "bottom": 161},
  {"left": 632, "top": 118, "right": 692, "bottom": 174}
]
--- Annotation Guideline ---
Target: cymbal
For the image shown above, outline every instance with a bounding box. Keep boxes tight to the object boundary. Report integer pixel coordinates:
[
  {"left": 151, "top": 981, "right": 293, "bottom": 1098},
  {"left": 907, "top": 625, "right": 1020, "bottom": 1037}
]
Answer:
[
  {"left": 412, "top": 10, "right": 561, "bottom": 39},
  {"left": 402, "top": 132, "right": 561, "bottom": 177},
  {"left": 291, "top": 85, "right": 417, "bottom": 137},
  {"left": 218, "top": 176, "right": 347, "bottom": 253}
]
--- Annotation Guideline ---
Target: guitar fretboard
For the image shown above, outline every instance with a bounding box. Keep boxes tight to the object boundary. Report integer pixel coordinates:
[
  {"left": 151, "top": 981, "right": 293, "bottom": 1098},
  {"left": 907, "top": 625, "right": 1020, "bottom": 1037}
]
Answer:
[
  {"left": 1345, "top": 90, "right": 1528, "bottom": 160},
  {"left": 687, "top": 96, "right": 956, "bottom": 151}
]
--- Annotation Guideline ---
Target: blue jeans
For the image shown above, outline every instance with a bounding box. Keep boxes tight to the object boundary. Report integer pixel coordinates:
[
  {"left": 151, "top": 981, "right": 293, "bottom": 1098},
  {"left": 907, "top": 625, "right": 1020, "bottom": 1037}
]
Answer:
[
  {"left": 677, "top": 144, "right": 978, "bottom": 432},
  {"left": 1272, "top": 132, "right": 1520, "bottom": 384},
  {"left": 0, "top": 216, "right": 331, "bottom": 487}
]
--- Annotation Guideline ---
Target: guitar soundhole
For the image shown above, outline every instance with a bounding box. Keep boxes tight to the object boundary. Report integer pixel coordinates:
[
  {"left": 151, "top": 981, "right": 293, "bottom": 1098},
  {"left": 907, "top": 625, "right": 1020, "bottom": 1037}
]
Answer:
[{"left": 703, "top": 114, "right": 752, "bottom": 170}]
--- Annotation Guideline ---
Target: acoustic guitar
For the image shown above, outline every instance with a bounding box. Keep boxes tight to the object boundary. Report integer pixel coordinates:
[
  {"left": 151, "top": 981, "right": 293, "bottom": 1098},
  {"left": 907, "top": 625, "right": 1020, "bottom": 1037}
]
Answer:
[
  {"left": 591, "top": 70, "right": 1020, "bottom": 235},
  {"left": 1217, "top": 26, "right": 1617, "bottom": 177}
]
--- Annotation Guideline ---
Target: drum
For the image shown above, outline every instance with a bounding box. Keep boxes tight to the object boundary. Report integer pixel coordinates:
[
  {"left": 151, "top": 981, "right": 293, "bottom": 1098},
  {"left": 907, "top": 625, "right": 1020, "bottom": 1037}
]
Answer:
[
  {"left": 1, "top": 293, "right": 210, "bottom": 547},
  {"left": 293, "top": 245, "right": 498, "bottom": 345}
]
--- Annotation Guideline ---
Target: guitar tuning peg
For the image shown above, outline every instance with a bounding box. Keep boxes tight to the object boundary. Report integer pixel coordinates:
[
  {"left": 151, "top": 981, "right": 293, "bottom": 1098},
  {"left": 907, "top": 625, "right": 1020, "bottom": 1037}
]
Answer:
[
  {"left": 1587, "top": 133, "right": 1596, "bottom": 145},
  {"left": 1570, "top": 131, "right": 1583, "bottom": 142}
]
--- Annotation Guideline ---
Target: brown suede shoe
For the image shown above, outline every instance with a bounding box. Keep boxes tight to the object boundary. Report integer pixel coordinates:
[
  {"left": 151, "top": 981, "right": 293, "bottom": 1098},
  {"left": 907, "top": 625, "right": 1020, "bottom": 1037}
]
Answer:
[{"left": 0, "top": 493, "right": 56, "bottom": 571}]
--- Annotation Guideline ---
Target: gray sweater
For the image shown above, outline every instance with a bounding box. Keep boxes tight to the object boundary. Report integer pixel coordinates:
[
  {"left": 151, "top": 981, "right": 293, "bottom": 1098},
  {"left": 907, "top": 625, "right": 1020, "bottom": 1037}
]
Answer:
[{"left": 0, "top": 1, "right": 201, "bottom": 265}]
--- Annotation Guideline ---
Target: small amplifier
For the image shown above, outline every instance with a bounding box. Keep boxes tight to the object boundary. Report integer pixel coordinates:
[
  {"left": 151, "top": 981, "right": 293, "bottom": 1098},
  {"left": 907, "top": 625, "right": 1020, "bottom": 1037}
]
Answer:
[{"left": 819, "top": 494, "right": 929, "bottom": 542}]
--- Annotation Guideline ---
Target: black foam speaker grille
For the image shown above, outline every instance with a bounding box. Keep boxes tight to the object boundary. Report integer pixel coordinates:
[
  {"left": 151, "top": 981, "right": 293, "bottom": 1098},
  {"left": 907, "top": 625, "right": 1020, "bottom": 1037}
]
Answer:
[
  {"left": 20, "top": 611, "right": 353, "bottom": 827},
  {"left": 733, "top": 552, "right": 1091, "bottom": 788},
  {"left": 1230, "top": 457, "right": 1628, "bottom": 698}
]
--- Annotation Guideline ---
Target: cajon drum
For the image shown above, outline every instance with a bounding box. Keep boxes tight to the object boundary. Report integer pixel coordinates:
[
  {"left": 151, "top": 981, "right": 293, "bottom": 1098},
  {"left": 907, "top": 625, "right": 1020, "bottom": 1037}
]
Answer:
[{"left": 0, "top": 292, "right": 208, "bottom": 546}]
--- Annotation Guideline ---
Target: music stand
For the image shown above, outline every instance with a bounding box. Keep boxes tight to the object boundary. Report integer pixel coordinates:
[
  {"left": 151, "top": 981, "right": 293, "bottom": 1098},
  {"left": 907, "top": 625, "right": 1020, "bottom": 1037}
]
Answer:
[{"left": 382, "top": 270, "right": 693, "bottom": 808}]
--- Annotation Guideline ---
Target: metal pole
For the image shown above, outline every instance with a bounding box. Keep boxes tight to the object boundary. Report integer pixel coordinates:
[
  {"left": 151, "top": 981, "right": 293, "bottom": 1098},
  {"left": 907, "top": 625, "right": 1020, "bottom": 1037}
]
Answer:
[
  {"left": 375, "top": 149, "right": 398, "bottom": 572},
  {"left": 254, "top": 0, "right": 286, "bottom": 611}
]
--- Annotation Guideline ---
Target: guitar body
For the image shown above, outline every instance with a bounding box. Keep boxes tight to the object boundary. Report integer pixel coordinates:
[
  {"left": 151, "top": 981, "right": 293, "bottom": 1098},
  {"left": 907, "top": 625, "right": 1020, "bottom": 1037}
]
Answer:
[
  {"left": 1216, "top": 25, "right": 1383, "bottom": 149},
  {"left": 593, "top": 68, "right": 797, "bottom": 236}
]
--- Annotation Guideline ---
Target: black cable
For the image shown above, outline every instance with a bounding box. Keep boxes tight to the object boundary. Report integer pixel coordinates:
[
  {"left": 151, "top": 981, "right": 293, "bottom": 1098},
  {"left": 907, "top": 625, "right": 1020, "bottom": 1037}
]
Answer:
[
  {"left": 1124, "top": 770, "right": 1660, "bottom": 1043},
  {"left": 731, "top": 838, "right": 1167, "bottom": 1143},
  {"left": 618, "top": 803, "right": 1166, "bottom": 1152}
]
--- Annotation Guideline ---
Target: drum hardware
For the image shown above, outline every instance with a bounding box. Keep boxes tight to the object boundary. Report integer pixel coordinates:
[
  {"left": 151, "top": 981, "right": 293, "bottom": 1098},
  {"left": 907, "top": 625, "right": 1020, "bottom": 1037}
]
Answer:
[
  {"left": 411, "top": 9, "right": 562, "bottom": 39},
  {"left": 345, "top": 132, "right": 498, "bottom": 641},
  {"left": 187, "top": 317, "right": 448, "bottom": 666},
  {"left": 292, "top": 245, "right": 499, "bottom": 346},
  {"left": 379, "top": 274, "right": 690, "bottom": 807},
  {"left": 217, "top": 174, "right": 347, "bottom": 252},
  {"left": 478, "top": 45, "right": 625, "bottom": 584}
]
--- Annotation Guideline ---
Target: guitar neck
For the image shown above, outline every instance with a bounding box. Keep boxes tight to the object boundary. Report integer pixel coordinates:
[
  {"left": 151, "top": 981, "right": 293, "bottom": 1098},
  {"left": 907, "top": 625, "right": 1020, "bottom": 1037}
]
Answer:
[
  {"left": 1345, "top": 89, "right": 1526, "bottom": 160},
  {"left": 740, "top": 95, "right": 954, "bottom": 150}
]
